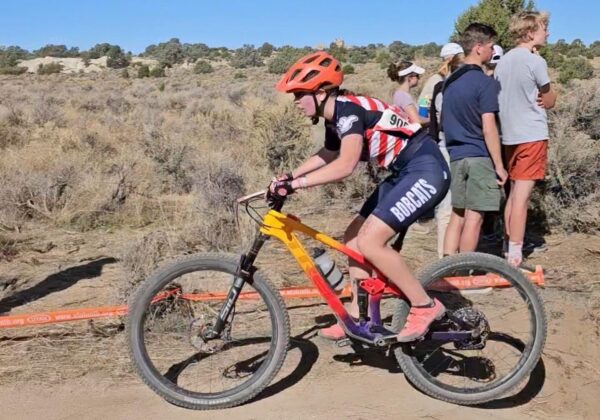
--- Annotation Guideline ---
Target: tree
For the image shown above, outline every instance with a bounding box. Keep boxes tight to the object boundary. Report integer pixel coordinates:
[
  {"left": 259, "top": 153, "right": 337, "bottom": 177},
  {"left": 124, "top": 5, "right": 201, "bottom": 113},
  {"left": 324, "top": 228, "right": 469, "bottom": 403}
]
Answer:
[
  {"left": 0, "top": 45, "right": 30, "bottom": 68},
  {"left": 34, "top": 44, "right": 79, "bottom": 57},
  {"left": 453, "top": 0, "right": 536, "bottom": 48},
  {"left": 417, "top": 42, "right": 441, "bottom": 58},
  {"left": 143, "top": 38, "right": 184, "bottom": 67},
  {"left": 182, "top": 43, "right": 210, "bottom": 61},
  {"left": 388, "top": 41, "right": 415, "bottom": 60},
  {"left": 259, "top": 42, "right": 275, "bottom": 57},
  {"left": 328, "top": 42, "right": 347, "bottom": 62},
  {"left": 267, "top": 46, "right": 313, "bottom": 74},
  {"left": 85, "top": 43, "right": 130, "bottom": 68},
  {"left": 229, "top": 45, "right": 263, "bottom": 68}
]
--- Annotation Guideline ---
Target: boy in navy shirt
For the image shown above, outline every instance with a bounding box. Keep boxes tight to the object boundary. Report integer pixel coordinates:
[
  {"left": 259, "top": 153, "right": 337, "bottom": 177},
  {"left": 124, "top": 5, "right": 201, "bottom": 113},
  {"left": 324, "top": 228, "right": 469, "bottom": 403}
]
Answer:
[{"left": 442, "top": 23, "right": 508, "bottom": 255}]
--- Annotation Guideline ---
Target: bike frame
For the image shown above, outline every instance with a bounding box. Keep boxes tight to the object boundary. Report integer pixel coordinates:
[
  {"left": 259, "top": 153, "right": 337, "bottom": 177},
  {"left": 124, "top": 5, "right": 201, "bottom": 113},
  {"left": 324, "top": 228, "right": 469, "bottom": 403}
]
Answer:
[{"left": 258, "top": 209, "right": 404, "bottom": 345}]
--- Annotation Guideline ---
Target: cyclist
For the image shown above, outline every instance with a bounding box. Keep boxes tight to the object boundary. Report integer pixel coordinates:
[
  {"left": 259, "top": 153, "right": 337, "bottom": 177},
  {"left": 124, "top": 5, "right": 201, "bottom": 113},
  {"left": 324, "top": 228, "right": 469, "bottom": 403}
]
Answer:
[{"left": 268, "top": 51, "right": 450, "bottom": 342}]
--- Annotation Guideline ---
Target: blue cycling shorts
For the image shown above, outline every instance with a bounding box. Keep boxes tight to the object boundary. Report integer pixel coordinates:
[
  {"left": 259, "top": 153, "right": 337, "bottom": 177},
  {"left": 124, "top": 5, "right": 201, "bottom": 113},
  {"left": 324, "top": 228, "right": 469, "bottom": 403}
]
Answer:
[{"left": 359, "top": 137, "right": 450, "bottom": 232}]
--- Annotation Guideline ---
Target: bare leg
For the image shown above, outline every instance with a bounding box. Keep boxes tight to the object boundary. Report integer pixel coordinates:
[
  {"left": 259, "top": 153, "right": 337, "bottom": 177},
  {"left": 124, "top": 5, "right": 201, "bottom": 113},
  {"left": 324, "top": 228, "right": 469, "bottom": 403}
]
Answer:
[
  {"left": 356, "top": 215, "right": 431, "bottom": 306},
  {"left": 459, "top": 209, "right": 484, "bottom": 252},
  {"left": 506, "top": 180, "right": 535, "bottom": 244},
  {"left": 343, "top": 215, "right": 371, "bottom": 318},
  {"left": 443, "top": 208, "right": 465, "bottom": 255}
]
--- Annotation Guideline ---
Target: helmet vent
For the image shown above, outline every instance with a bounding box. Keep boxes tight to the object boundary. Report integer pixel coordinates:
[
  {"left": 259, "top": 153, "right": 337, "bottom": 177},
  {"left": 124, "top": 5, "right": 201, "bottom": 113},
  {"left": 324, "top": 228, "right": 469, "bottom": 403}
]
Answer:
[
  {"left": 290, "top": 69, "right": 302, "bottom": 81},
  {"left": 302, "top": 70, "right": 319, "bottom": 82},
  {"left": 319, "top": 58, "right": 332, "bottom": 67},
  {"left": 304, "top": 55, "right": 319, "bottom": 64}
]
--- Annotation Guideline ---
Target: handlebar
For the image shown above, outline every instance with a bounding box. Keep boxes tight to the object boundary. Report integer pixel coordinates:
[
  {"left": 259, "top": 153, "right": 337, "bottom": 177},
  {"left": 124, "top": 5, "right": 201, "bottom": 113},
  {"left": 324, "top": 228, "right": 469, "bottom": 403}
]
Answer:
[{"left": 236, "top": 189, "right": 287, "bottom": 213}]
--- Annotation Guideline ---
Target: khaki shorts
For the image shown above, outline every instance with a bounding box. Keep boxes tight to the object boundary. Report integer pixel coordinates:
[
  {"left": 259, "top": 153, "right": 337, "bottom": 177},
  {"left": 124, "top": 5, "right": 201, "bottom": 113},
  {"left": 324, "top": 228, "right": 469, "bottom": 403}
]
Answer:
[
  {"left": 450, "top": 157, "right": 501, "bottom": 211},
  {"left": 504, "top": 140, "right": 548, "bottom": 181}
]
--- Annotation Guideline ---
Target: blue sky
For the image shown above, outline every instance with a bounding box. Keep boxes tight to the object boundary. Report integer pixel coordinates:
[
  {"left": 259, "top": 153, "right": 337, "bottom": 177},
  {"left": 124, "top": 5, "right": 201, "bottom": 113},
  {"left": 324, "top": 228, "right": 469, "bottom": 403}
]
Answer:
[{"left": 1, "top": 0, "right": 598, "bottom": 53}]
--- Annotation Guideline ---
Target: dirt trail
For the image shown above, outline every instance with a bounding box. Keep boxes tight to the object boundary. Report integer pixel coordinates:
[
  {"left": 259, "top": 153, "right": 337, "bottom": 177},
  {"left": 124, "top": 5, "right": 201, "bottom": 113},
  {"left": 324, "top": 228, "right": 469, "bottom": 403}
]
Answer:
[{"left": 0, "top": 227, "right": 599, "bottom": 419}]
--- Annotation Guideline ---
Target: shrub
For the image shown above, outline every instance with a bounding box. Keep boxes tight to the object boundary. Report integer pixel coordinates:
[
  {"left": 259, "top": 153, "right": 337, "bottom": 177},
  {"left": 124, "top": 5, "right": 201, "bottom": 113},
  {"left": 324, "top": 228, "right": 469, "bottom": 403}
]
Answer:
[
  {"left": 252, "top": 103, "right": 312, "bottom": 172},
  {"left": 137, "top": 65, "right": 150, "bottom": 78},
  {"left": 149, "top": 66, "right": 166, "bottom": 78},
  {"left": 0, "top": 66, "right": 27, "bottom": 75},
  {"left": 193, "top": 60, "right": 214, "bottom": 74},
  {"left": 342, "top": 64, "right": 355, "bottom": 74},
  {"left": 558, "top": 57, "right": 594, "bottom": 84},
  {"left": 120, "top": 68, "right": 129, "bottom": 79},
  {"left": 267, "top": 46, "right": 313, "bottom": 74},
  {"left": 37, "top": 62, "right": 63, "bottom": 75},
  {"left": 233, "top": 71, "right": 246, "bottom": 79}
]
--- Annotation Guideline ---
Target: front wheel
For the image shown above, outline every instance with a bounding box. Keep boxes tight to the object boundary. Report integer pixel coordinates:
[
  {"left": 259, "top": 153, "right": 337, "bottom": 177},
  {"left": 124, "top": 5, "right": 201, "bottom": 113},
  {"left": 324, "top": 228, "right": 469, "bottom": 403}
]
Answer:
[
  {"left": 392, "top": 252, "right": 547, "bottom": 405},
  {"left": 127, "top": 253, "right": 290, "bottom": 410}
]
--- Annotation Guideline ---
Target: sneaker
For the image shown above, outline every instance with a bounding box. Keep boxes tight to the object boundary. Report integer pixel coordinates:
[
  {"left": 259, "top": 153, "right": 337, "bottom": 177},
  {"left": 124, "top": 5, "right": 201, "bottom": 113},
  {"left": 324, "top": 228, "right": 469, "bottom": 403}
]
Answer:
[
  {"left": 396, "top": 299, "right": 446, "bottom": 342},
  {"left": 523, "top": 239, "right": 547, "bottom": 253},
  {"left": 318, "top": 323, "right": 346, "bottom": 340}
]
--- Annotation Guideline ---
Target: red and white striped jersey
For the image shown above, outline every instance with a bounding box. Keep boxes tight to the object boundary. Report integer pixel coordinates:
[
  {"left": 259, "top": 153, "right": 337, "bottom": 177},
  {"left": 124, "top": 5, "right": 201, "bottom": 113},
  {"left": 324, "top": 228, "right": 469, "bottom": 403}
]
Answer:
[{"left": 324, "top": 94, "right": 421, "bottom": 168}]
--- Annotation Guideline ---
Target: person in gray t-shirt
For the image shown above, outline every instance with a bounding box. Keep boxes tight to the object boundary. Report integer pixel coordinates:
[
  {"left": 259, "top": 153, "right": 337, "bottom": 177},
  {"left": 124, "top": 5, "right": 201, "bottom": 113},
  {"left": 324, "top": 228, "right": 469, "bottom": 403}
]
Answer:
[{"left": 494, "top": 11, "right": 557, "bottom": 267}]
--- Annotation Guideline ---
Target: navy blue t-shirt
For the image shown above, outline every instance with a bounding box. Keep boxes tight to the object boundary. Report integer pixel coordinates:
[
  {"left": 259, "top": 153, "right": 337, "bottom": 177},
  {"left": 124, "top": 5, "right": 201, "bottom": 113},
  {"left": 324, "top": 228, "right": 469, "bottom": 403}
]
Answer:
[{"left": 441, "top": 68, "right": 500, "bottom": 161}]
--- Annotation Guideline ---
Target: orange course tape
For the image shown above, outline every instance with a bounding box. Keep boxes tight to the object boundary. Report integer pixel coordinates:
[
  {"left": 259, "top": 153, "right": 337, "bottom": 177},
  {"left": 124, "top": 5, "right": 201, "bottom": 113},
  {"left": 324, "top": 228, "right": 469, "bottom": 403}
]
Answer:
[{"left": 0, "top": 266, "right": 544, "bottom": 329}]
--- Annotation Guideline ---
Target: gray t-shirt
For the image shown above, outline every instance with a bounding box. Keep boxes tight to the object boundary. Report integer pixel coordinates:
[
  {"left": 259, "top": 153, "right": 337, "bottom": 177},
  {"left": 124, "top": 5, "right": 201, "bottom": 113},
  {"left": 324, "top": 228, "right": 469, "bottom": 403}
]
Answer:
[
  {"left": 392, "top": 89, "right": 416, "bottom": 110},
  {"left": 494, "top": 47, "right": 551, "bottom": 145}
]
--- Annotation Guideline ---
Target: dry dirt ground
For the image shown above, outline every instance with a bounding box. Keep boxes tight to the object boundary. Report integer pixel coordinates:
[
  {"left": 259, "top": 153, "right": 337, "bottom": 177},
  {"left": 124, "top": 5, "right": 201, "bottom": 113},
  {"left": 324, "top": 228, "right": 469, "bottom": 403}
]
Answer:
[{"left": 0, "top": 212, "right": 599, "bottom": 420}]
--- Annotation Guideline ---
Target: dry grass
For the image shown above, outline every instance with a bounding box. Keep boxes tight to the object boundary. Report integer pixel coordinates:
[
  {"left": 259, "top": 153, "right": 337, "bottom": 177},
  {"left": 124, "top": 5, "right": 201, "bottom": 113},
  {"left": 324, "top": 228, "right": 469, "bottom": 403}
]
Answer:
[{"left": 0, "top": 59, "right": 598, "bottom": 302}]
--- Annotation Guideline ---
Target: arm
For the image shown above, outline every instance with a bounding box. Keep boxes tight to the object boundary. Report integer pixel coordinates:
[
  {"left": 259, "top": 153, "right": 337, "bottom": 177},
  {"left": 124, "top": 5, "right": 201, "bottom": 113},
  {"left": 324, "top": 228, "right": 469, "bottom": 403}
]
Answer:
[
  {"left": 537, "top": 83, "right": 557, "bottom": 109},
  {"left": 402, "top": 103, "right": 425, "bottom": 126},
  {"left": 482, "top": 113, "right": 507, "bottom": 186},
  {"left": 291, "top": 134, "right": 362, "bottom": 189},
  {"left": 290, "top": 147, "right": 338, "bottom": 178}
]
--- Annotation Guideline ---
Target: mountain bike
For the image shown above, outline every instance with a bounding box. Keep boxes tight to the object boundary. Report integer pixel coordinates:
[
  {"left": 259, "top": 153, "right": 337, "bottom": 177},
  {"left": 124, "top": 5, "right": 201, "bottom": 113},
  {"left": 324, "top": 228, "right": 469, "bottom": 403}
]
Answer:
[{"left": 127, "top": 191, "right": 547, "bottom": 410}]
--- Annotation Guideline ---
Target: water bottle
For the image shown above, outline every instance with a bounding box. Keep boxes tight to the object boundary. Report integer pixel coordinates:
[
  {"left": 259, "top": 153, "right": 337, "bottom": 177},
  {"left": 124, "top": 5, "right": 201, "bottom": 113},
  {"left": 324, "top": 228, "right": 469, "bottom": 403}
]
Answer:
[{"left": 311, "top": 247, "right": 344, "bottom": 291}]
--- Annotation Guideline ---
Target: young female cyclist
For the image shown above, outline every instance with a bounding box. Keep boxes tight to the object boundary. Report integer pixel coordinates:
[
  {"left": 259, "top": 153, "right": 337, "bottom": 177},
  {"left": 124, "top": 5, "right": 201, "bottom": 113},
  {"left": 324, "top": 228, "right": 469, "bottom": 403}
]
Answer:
[{"left": 268, "top": 52, "right": 450, "bottom": 342}]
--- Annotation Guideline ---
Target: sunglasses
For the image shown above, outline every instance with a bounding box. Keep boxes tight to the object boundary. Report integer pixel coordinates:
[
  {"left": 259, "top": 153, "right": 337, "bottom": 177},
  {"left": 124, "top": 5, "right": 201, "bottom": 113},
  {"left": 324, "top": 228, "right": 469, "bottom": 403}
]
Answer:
[{"left": 293, "top": 91, "right": 312, "bottom": 100}]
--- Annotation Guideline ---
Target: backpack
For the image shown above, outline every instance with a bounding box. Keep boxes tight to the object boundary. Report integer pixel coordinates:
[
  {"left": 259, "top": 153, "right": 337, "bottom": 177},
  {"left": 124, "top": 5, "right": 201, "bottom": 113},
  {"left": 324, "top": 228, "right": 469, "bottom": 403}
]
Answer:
[
  {"left": 427, "top": 80, "right": 444, "bottom": 142},
  {"left": 428, "top": 64, "right": 484, "bottom": 142}
]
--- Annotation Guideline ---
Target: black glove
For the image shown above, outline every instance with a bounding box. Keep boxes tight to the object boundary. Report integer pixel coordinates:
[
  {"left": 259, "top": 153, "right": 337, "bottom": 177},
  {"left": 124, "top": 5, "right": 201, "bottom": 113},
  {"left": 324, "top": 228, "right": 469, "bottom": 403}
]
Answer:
[
  {"left": 267, "top": 180, "right": 295, "bottom": 199},
  {"left": 272, "top": 172, "right": 294, "bottom": 182}
]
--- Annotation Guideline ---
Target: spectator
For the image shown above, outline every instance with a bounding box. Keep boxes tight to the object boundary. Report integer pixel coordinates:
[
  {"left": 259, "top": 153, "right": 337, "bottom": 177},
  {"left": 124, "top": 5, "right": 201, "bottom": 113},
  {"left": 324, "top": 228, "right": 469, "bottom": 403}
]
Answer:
[
  {"left": 387, "top": 60, "right": 426, "bottom": 124},
  {"left": 494, "top": 11, "right": 557, "bottom": 266},
  {"left": 480, "top": 44, "right": 504, "bottom": 243},
  {"left": 442, "top": 23, "right": 508, "bottom": 255},
  {"left": 418, "top": 42, "right": 464, "bottom": 123},
  {"left": 428, "top": 52, "right": 465, "bottom": 257}
]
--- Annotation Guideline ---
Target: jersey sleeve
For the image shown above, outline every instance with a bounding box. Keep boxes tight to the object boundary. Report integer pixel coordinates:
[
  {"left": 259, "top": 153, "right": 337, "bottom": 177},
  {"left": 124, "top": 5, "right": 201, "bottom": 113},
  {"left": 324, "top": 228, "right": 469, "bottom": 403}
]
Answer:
[
  {"left": 335, "top": 102, "right": 366, "bottom": 138},
  {"left": 324, "top": 122, "right": 341, "bottom": 151}
]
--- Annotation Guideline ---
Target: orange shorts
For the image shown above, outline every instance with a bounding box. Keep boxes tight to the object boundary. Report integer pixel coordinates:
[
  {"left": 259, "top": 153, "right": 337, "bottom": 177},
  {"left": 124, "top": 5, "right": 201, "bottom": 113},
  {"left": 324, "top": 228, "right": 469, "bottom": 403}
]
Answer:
[{"left": 504, "top": 140, "right": 548, "bottom": 181}]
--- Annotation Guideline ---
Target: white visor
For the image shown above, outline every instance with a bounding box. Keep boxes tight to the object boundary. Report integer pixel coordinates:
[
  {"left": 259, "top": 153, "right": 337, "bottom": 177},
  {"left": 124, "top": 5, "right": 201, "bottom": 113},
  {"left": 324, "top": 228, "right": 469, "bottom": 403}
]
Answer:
[{"left": 398, "top": 63, "right": 425, "bottom": 77}]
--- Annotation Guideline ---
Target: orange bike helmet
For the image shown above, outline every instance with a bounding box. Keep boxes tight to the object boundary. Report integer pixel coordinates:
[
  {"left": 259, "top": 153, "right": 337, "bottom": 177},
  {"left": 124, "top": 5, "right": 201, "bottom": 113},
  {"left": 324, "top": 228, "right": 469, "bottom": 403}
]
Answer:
[{"left": 275, "top": 51, "right": 343, "bottom": 93}]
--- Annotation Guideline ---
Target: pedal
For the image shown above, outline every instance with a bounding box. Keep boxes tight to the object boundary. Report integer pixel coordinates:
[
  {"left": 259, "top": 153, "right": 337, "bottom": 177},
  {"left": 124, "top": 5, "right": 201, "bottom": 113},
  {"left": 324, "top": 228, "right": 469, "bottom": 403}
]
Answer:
[{"left": 336, "top": 338, "right": 352, "bottom": 347}]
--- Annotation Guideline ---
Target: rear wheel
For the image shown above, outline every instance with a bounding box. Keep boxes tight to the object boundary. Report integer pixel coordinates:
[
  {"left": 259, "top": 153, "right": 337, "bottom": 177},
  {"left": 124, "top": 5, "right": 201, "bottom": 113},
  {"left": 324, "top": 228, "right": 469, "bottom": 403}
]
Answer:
[
  {"left": 127, "top": 253, "right": 290, "bottom": 410},
  {"left": 392, "top": 252, "right": 546, "bottom": 405}
]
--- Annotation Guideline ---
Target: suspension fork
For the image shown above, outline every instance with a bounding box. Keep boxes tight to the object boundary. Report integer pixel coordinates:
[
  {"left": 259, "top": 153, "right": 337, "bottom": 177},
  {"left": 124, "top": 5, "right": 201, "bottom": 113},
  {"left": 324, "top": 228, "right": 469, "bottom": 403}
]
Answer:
[{"left": 203, "top": 233, "right": 269, "bottom": 339}]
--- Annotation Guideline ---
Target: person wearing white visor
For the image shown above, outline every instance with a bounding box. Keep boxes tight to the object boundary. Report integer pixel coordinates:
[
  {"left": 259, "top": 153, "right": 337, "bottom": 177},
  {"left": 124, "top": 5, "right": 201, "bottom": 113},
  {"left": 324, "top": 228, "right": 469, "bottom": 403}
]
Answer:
[
  {"left": 387, "top": 60, "right": 426, "bottom": 125},
  {"left": 440, "top": 42, "right": 465, "bottom": 59}
]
